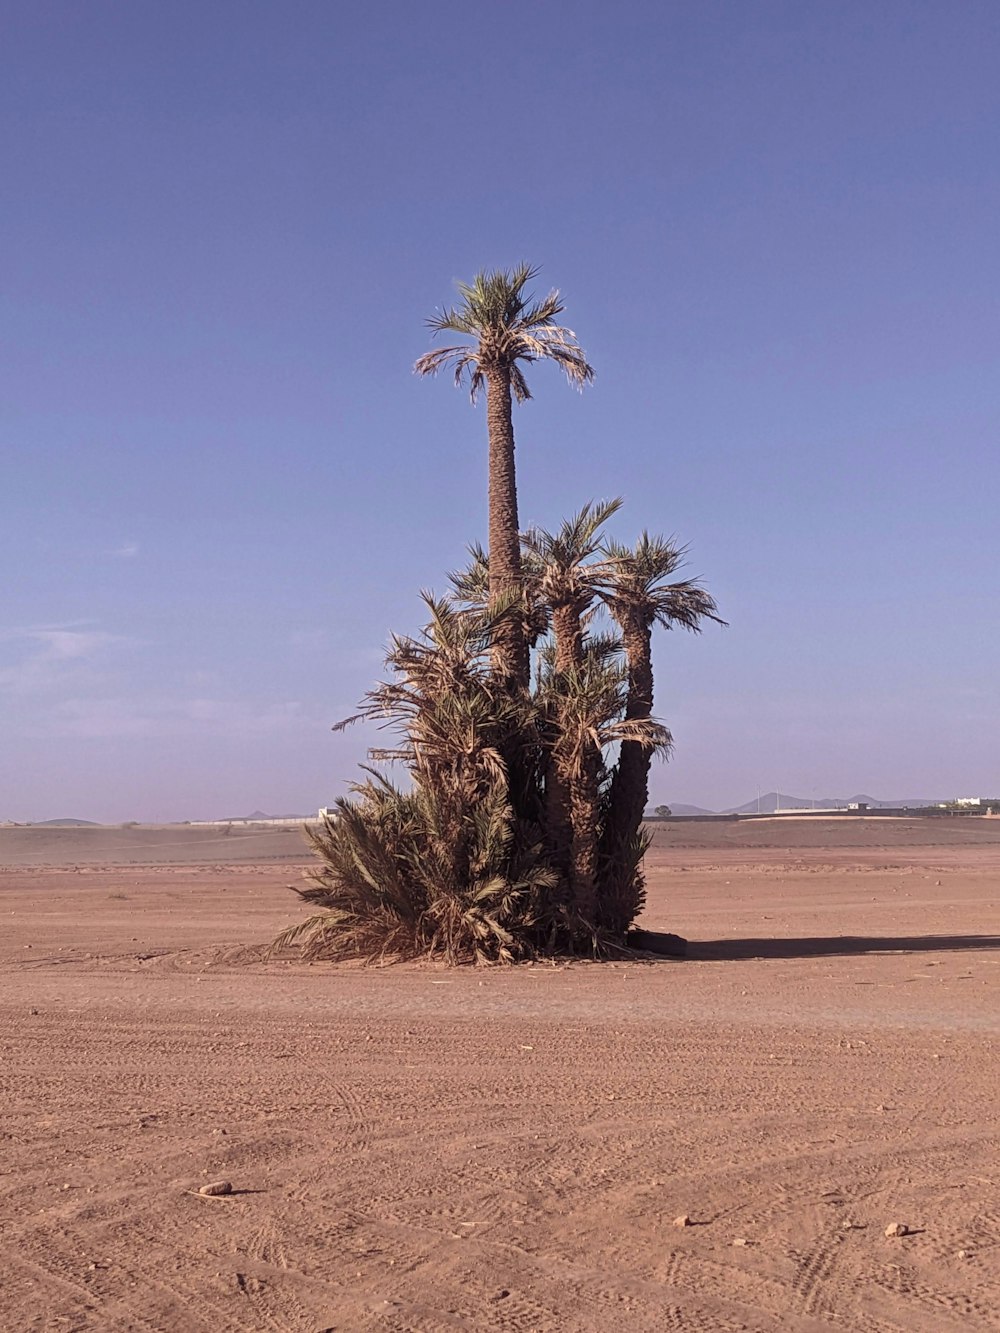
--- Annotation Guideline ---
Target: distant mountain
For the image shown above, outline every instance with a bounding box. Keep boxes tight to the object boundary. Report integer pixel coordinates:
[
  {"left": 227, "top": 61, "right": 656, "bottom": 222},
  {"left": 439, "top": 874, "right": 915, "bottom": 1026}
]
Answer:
[
  {"left": 724, "top": 792, "right": 944, "bottom": 815},
  {"left": 648, "top": 792, "right": 949, "bottom": 818},
  {"left": 868, "top": 797, "right": 945, "bottom": 809},
  {"left": 34, "top": 818, "right": 101, "bottom": 827},
  {"left": 220, "top": 810, "right": 309, "bottom": 822},
  {"left": 724, "top": 792, "right": 846, "bottom": 815}
]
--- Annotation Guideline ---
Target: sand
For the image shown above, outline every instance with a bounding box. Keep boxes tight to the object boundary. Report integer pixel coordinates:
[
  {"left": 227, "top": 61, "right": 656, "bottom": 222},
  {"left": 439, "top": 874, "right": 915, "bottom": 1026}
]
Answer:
[{"left": 1, "top": 818, "right": 998, "bottom": 1331}]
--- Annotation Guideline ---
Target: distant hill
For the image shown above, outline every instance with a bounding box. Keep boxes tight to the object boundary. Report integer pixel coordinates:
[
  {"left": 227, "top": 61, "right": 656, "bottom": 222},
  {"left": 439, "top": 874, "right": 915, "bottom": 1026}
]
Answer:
[
  {"left": 33, "top": 818, "right": 101, "bottom": 827},
  {"left": 869, "top": 798, "right": 945, "bottom": 809},
  {"left": 647, "top": 792, "right": 948, "bottom": 817},
  {"left": 724, "top": 792, "right": 848, "bottom": 815},
  {"left": 220, "top": 810, "right": 309, "bottom": 822},
  {"left": 722, "top": 792, "right": 944, "bottom": 815}
]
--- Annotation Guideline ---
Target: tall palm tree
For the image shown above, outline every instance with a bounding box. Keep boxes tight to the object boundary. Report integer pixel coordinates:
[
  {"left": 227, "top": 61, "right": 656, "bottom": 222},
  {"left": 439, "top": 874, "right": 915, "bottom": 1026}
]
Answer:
[
  {"left": 598, "top": 534, "right": 724, "bottom": 932},
  {"left": 415, "top": 265, "right": 594, "bottom": 690}
]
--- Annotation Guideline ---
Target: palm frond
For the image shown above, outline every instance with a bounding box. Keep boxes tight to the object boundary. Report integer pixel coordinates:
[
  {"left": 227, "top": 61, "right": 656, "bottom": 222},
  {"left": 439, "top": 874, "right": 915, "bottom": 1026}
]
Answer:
[
  {"left": 600, "top": 532, "right": 726, "bottom": 633},
  {"left": 448, "top": 542, "right": 490, "bottom": 607},
  {"left": 415, "top": 265, "right": 594, "bottom": 403}
]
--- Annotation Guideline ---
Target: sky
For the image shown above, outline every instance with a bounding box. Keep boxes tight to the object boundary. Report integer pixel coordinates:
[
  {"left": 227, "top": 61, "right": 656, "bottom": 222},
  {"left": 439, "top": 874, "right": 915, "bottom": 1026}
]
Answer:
[{"left": 2, "top": 1, "right": 998, "bottom": 821}]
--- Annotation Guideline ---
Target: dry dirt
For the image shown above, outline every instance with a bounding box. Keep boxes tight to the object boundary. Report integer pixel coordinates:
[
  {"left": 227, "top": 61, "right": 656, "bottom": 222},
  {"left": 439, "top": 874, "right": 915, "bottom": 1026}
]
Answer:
[{"left": 1, "top": 818, "right": 998, "bottom": 1332}]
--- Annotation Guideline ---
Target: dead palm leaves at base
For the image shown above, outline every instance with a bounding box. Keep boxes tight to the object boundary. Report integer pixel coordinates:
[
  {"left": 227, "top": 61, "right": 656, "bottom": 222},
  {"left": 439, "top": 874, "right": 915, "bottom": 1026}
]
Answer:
[{"left": 272, "top": 774, "right": 560, "bottom": 964}]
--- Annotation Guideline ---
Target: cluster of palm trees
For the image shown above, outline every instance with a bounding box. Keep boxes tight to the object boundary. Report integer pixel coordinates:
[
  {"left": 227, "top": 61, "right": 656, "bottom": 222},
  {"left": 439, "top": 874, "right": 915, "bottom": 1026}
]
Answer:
[{"left": 276, "top": 266, "right": 722, "bottom": 963}]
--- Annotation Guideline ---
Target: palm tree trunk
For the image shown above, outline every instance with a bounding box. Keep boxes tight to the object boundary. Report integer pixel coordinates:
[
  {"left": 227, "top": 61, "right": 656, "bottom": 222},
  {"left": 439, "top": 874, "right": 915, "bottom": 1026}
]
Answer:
[
  {"left": 544, "top": 754, "right": 574, "bottom": 885},
  {"left": 485, "top": 367, "right": 529, "bottom": 690},
  {"left": 569, "top": 760, "right": 601, "bottom": 926},
  {"left": 551, "top": 603, "right": 584, "bottom": 674},
  {"left": 546, "top": 600, "right": 592, "bottom": 922},
  {"left": 600, "top": 618, "right": 654, "bottom": 932},
  {"left": 617, "top": 619, "right": 655, "bottom": 829}
]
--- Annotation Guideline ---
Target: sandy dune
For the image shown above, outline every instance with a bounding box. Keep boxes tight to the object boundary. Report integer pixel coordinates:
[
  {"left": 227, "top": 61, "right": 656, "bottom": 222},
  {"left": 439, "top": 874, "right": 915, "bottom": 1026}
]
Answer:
[{"left": 1, "top": 819, "right": 998, "bottom": 1331}]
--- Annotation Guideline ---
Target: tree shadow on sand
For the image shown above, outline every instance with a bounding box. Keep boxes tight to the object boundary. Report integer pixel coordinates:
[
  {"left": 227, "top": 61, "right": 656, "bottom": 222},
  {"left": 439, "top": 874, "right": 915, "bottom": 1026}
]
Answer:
[{"left": 686, "top": 934, "right": 1000, "bottom": 962}]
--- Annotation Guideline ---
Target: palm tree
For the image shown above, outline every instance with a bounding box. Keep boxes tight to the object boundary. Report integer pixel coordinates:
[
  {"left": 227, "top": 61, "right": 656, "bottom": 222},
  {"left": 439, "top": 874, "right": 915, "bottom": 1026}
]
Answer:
[
  {"left": 415, "top": 265, "right": 594, "bottom": 689},
  {"left": 522, "top": 498, "right": 622, "bottom": 673},
  {"left": 598, "top": 534, "right": 724, "bottom": 932},
  {"left": 523, "top": 499, "right": 621, "bottom": 913}
]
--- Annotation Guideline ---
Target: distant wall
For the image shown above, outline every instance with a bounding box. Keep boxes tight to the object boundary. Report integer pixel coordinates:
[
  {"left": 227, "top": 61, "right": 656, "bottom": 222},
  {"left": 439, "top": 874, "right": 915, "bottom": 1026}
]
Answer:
[{"left": 186, "top": 818, "right": 311, "bottom": 828}]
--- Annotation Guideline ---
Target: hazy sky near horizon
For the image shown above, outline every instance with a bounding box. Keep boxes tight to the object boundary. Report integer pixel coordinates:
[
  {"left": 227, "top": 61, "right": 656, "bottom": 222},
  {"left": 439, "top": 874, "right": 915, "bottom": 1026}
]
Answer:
[{"left": 3, "top": 1, "right": 998, "bottom": 821}]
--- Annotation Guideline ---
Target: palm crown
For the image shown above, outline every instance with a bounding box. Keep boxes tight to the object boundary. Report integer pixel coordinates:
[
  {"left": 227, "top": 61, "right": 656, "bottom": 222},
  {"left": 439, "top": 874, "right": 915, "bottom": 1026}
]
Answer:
[
  {"left": 523, "top": 498, "right": 623, "bottom": 610},
  {"left": 601, "top": 533, "right": 725, "bottom": 633},
  {"left": 414, "top": 264, "right": 594, "bottom": 403}
]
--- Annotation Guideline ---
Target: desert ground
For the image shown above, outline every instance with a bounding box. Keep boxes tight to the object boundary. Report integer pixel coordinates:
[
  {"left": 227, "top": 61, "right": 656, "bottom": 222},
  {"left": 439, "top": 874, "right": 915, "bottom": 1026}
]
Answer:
[{"left": 1, "top": 818, "right": 998, "bottom": 1332}]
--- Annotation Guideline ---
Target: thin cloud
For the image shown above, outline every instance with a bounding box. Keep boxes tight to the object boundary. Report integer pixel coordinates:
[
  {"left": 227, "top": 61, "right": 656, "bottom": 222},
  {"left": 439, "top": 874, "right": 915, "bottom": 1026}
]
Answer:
[
  {"left": 109, "top": 541, "right": 140, "bottom": 559},
  {"left": 1, "top": 624, "right": 312, "bottom": 746},
  {"left": 30, "top": 629, "right": 120, "bottom": 659},
  {"left": 47, "top": 696, "right": 308, "bottom": 740},
  {"left": 0, "top": 626, "right": 127, "bottom": 694}
]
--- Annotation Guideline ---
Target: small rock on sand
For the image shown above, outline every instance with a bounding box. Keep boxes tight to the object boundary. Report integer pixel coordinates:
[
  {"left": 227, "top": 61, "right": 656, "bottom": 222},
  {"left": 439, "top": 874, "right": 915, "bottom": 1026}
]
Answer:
[
  {"left": 884, "top": 1222, "right": 908, "bottom": 1237},
  {"left": 673, "top": 1215, "right": 693, "bottom": 1228},
  {"left": 199, "top": 1180, "right": 233, "bottom": 1196}
]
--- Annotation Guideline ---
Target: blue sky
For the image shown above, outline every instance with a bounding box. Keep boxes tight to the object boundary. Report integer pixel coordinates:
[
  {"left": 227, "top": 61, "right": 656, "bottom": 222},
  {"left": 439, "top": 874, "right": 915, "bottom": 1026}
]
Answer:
[{"left": 3, "top": 1, "right": 998, "bottom": 821}]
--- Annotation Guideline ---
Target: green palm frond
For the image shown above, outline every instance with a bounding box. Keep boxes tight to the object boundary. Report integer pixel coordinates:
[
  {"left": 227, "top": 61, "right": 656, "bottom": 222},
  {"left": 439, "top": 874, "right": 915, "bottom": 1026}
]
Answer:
[
  {"left": 601, "top": 532, "right": 726, "bottom": 633},
  {"left": 524, "top": 498, "right": 622, "bottom": 611},
  {"left": 415, "top": 265, "right": 594, "bottom": 404},
  {"left": 540, "top": 652, "right": 672, "bottom": 765},
  {"left": 523, "top": 498, "right": 623, "bottom": 569},
  {"left": 448, "top": 542, "right": 490, "bottom": 606},
  {"left": 597, "top": 828, "right": 652, "bottom": 936},
  {"left": 584, "top": 629, "right": 625, "bottom": 667}
]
